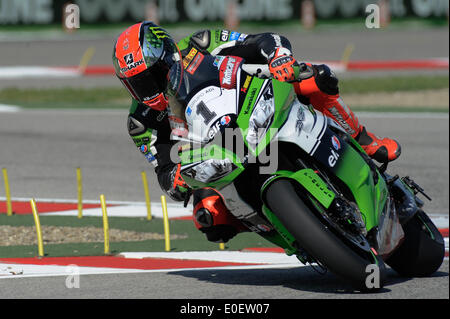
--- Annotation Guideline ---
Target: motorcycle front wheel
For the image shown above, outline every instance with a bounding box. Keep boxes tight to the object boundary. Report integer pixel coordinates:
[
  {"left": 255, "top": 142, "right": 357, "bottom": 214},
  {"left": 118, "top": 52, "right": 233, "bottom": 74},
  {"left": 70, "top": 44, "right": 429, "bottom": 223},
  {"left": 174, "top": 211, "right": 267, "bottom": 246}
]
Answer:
[{"left": 264, "top": 178, "right": 387, "bottom": 291}]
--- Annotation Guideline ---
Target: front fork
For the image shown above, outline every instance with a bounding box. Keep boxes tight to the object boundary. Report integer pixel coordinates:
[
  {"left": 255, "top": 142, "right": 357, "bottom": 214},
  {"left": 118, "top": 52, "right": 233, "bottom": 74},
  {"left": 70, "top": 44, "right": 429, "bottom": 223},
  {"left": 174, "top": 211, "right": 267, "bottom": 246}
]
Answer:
[{"left": 385, "top": 174, "right": 430, "bottom": 225}]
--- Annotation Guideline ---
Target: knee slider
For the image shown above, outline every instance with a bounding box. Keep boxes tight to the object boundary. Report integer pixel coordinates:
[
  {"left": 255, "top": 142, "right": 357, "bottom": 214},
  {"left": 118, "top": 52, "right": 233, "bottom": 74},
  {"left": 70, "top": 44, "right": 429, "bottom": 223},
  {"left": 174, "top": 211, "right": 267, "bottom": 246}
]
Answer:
[{"left": 314, "top": 64, "right": 339, "bottom": 95}]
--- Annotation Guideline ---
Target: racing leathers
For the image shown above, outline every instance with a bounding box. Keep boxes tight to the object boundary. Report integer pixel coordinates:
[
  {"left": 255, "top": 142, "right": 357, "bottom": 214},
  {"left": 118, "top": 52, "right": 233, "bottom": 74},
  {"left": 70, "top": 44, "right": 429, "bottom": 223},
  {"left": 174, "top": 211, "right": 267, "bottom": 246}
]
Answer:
[{"left": 127, "top": 29, "right": 401, "bottom": 242}]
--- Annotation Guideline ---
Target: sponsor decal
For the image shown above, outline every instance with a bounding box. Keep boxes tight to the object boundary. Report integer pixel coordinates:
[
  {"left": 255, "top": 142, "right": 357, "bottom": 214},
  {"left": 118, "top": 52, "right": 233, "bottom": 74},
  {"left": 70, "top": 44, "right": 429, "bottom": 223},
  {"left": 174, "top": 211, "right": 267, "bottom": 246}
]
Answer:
[
  {"left": 144, "top": 152, "right": 156, "bottom": 163},
  {"left": 241, "top": 75, "right": 252, "bottom": 93},
  {"left": 331, "top": 135, "right": 341, "bottom": 151},
  {"left": 124, "top": 53, "right": 133, "bottom": 64},
  {"left": 120, "top": 53, "right": 144, "bottom": 73},
  {"left": 220, "top": 30, "right": 229, "bottom": 41},
  {"left": 328, "top": 149, "right": 340, "bottom": 167},
  {"left": 243, "top": 88, "right": 258, "bottom": 115},
  {"left": 229, "top": 31, "right": 240, "bottom": 41},
  {"left": 207, "top": 114, "right": 234, "bottom": 140},
  {"left": 295, "top": 107, "right": 305, "bottom": 135},
  {"left": 237, "top": 33, "right": 248, "bottom": 42},
  {"left": 222, "top": 57, "right": 235, "bottom": 85},
  {"left": 156, "top": 109, "right": 168, "bottom": 122},
  {"left": 213, "top": 55, "right": 226, "bottom": 69},
  {"left": 148, "top": 26, "right": 169, "bottom": 40},
  {"left": 220, "top": 115, "right": 231, "bottom": 126},
  {"left": 207, "top": 121, "right": 222, "bottom": 140},
  {"left": 329, "top": 106, "right": 356, "bottom": 136},
  {"left": 219, "top": 56, "right": 243, "bottom": 89},
  {"left": 186, "top": 106, "right": 192, "bottom": 116},
  {"left": 186, "top": 52, "right": 204, "bottom": 74},
  {"left": 122, "top": 38, "right": 129, "bottom": 50},
  {"left": 257, "top": 224, "right": 272, "bottom": 232},
  {"left": 183, "top": 47, "right": 198, "bottom": 68},
  {"left": 140, "top": 144, "right": 148, "bottom": 153}
]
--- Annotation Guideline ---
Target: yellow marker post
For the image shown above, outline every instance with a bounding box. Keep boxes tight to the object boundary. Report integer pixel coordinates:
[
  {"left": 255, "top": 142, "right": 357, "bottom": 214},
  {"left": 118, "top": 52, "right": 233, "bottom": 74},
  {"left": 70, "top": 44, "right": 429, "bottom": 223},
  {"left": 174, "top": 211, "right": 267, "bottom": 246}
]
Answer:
[
  {"left": 76, "top": 167, "right": 83, "bottom": 219},
  {"left": 78, "top": 47, "right": 96, "bottom": 74},
  {"left": 2, "top": 168, "right": 13, "bottom": 216},
  {"left": 30, "top": 199, "right": 44, "bottom": 257},
  {"left": 141, "top": 171, "right": 152, "bottom": 220},
  {"left": 100, "top": 194, "right": 110, "bottom": 255},
  {"left": 341, "top": 43, "right": 355, "bottom": 70},
  {"left": 161, "top": 195, "right": 170, "bottom": 252},
  {"left": 219, "top": 243, "right": 225, "bottom": 250}
]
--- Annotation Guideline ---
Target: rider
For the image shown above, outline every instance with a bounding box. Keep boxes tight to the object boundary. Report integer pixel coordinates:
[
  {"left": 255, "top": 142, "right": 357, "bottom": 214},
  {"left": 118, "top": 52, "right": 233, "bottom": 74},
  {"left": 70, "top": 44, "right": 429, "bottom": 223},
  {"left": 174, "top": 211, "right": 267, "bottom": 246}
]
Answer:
[{"left": 114, "top": 21, "right": 401, "bottom": 243}]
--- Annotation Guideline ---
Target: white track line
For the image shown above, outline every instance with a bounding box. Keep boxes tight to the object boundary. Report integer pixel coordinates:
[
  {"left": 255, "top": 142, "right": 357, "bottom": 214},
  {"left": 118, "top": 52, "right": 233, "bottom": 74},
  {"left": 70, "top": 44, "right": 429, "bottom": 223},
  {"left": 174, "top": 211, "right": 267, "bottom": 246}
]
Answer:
[
  {"left": 0, "top": 66, "right": 80, "bottom": 79},
  {"left": 0, "top": 104, "right": 22, "bottom": 112}
]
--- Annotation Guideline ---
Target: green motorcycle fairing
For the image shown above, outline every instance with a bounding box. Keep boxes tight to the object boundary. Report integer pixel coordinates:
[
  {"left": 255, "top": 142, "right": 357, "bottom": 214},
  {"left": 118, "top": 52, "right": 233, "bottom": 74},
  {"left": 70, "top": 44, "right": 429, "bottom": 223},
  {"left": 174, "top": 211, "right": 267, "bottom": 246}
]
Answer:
[{"left": 173, "top": 61, "right": 388, "bottom": 256}]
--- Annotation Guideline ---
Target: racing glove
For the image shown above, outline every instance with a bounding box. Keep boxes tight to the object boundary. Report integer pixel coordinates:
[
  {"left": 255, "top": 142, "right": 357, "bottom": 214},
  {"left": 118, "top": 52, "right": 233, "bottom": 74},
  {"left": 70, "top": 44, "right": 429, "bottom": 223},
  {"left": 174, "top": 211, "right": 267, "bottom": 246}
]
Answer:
[
  {"left": 268, "top": 47, "right": 300, "bottom": 82},
  {"left": 167, "top": 163, "right": 190, "bottom": 201}
]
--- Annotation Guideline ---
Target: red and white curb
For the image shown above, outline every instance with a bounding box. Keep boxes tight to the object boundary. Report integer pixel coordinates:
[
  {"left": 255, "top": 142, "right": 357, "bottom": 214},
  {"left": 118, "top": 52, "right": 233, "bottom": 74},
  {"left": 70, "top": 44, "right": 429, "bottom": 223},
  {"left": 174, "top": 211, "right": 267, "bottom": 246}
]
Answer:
[
  {"left": 0, "top": 58, "right": 448, "bottom": 80},
  {"left": 0, "top": 252, "right": 302, "bottom": 279},
  {"left": 0, "top": 198, "right": 448, "bottom": 278}
]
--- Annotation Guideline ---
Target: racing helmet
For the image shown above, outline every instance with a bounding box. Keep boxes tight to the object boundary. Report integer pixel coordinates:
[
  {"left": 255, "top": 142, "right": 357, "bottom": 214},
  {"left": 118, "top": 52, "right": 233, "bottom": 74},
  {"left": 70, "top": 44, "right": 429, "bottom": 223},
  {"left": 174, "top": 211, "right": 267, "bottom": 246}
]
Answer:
[{"left": 113, "top": 21, "right": 183, "bottom": 111}]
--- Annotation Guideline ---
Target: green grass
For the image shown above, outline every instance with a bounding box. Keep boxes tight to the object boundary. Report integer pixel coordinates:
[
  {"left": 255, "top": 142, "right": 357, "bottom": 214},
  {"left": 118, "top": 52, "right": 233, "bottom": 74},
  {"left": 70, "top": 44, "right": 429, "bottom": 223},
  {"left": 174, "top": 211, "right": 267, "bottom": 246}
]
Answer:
[
  {"left": 350, "top": 106, "right": 447, "bottom": 113},
  {"left": 339, "top": 75, "right": 449, "bottom": 95},
  {"left": 0, "top": 214, "right": 276, "bottom": 258},
  {"left": 0, "top": 87, "right": 130, "bottom": 109},
  {"left": 0, "top": 75, "right": 447, "bottom": 110}
]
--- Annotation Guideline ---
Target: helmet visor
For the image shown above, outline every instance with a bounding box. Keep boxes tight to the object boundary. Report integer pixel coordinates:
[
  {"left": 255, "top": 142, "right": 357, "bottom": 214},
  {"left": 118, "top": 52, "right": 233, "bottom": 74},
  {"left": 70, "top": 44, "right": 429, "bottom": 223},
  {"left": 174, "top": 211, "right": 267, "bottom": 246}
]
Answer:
[{"left": 119, "top": 60, "right": 169, "bottom": 103}]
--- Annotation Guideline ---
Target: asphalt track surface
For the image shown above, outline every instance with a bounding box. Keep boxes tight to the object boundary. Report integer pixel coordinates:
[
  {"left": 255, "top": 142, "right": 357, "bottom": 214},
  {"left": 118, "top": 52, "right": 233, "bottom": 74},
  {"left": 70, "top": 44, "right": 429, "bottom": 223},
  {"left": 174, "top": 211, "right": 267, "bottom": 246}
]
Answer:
[
  {"left": 0, "top": 110, "right": 448, "bottom": 215},
  {"left": 0, "top": 110, "right": 448, "bottom": 299},
  {"left": 0, "top": 27, "right": 448, "bottom": 88},
  {"left": 0, "top": 260, "right": 448, "bottom": 299},
  {"left": 0, "top": 27, "right": 448, "bottom": 300}
]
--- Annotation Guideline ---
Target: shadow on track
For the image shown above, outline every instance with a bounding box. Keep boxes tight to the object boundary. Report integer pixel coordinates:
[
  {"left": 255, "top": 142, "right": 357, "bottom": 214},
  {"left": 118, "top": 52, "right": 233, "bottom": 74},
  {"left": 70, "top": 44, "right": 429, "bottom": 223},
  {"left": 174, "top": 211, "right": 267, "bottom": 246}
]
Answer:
[
  {"left": 169, "top": 260, "right": 448, "bottom": 296},
  {"left": 167, "top": 265, "right": 428, "bottom": 295}
]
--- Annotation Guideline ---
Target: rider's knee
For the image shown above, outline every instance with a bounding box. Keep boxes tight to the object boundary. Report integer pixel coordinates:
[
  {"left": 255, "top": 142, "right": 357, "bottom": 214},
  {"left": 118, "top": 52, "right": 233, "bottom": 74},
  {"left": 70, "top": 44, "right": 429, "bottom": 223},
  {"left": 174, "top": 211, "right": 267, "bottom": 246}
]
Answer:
[
  {"left": 192, "top": 188, "right": 246, "bottom": 243},
  {"left": 313, "top": 64, "right": 339, "bottom": 95}
]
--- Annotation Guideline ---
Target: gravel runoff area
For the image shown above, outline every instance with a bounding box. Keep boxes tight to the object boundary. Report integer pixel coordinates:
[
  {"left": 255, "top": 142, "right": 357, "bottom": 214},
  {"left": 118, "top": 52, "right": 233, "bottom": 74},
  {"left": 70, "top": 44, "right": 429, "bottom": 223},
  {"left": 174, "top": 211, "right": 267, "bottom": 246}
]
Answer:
[
  {"left": 0, "top": 225, "right": 187, "bottom": 246},
  {"left": 345, "top": 88, "right": 449, "bottom": 110}
]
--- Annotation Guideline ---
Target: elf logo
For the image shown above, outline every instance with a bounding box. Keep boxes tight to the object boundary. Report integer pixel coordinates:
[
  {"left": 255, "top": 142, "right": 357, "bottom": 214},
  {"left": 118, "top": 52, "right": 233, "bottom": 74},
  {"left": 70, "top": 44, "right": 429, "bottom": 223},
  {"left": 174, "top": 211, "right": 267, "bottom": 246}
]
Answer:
[
  {"left": 208, "top": 121, "right": 221, "bottom": 140},
  {"left": 220, "top": 30, "right": 229, "bottom": 41},
  {"left": 328, "top": 149, "right": 340, "bottom": 167}
]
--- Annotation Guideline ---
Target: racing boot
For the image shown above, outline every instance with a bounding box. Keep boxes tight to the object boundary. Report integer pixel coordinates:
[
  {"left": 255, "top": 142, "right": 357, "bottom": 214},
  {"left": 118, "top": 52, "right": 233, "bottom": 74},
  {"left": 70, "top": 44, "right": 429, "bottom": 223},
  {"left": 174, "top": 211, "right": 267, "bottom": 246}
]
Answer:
[
  {"left": 292, "top": 63, "right": 401, "bottom": 163},
  {"left": 356, "top": 126, "right": 402, "bottom": 163},
  {"left": 192, "top": 188, "right": 248, "bottom": 243}
]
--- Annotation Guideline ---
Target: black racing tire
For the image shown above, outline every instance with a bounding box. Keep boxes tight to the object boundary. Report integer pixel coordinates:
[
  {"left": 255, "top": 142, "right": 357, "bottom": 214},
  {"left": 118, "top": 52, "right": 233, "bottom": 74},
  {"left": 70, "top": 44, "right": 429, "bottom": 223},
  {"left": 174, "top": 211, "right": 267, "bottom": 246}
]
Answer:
[
  {"left": 264, "top": 179, "right": 386, "bottom": 291},
  {"left": 385, "top": 209, "right": 445, "bottom": 277}
]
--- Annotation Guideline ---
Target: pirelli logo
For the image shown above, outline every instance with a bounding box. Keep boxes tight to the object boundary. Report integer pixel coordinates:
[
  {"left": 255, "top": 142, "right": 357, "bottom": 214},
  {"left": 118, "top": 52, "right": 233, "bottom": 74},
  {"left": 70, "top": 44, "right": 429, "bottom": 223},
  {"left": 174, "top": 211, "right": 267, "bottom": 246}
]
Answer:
[{"left": 183, "top": 47, "right": 198, "bottom": 68}]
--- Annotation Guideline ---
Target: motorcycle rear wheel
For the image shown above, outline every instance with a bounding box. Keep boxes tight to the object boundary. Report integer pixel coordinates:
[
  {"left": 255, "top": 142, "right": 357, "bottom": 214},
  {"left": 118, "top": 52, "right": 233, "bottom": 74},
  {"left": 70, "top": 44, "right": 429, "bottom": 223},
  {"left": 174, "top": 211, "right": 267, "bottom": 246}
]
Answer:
[
  {"left": 264, "top": 179, "right": 386, "bottom": 291},
  {"left": 385, "top": 209, "right": 445, "bottom": 277}
]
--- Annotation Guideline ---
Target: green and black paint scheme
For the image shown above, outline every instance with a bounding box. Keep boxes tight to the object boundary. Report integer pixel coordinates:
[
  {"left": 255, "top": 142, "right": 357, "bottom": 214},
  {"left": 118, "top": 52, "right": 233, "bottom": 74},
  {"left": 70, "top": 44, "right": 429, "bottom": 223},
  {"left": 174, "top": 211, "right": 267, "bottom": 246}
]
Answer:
[{"left": 172, "top": 56, "right": 444, "bottom": 289}]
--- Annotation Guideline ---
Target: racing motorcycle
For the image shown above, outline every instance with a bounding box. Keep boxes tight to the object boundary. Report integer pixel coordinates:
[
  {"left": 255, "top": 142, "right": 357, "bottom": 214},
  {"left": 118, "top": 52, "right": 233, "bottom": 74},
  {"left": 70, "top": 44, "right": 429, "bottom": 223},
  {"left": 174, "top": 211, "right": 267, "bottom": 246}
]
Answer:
[{"left": 166, "top": 54, "right": 445, "bottom": 291}]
